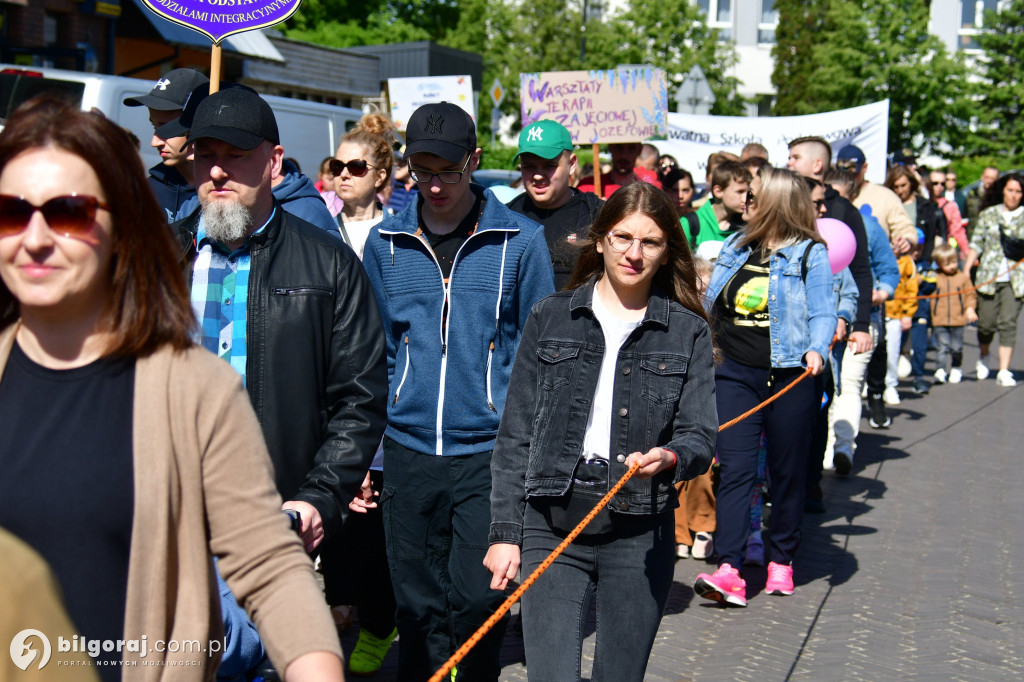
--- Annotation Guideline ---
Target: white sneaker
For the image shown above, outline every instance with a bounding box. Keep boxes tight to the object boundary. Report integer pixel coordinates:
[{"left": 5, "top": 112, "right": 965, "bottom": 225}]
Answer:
[
  {"left": 948, "top": 368, "right": 962, "bottom": 384},
  {"left": 691, "top": 532, "right": 713, "bottom": 560},
  {"left": 934, "top": 368, "right": 947, "bottom": 384},
  {"left": 996, "top": 370, "right": 1017, "bottom": 387},
  {"left": 883, "top": 386, "right": 901, "bottom": 405},
  {"left": 676, "top": 543, "right": 690, "bottom": 559},
  {"left": 898, "top": 354, "right": 913, "bottom": 379},
  {"left": 861, "top": 383, "right": 868, "bottom": 398},
  {"left": 976, "top": 358, "right": 990, "bottom": 380}
]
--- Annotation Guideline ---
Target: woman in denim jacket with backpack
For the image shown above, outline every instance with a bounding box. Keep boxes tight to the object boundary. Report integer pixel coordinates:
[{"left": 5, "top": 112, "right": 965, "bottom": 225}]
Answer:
[
  {"left": 485, "top": 183, "right": 717, "bottom": 681},
  {"left": 694, "top": 167, "right": 836, "bottom": 607}
]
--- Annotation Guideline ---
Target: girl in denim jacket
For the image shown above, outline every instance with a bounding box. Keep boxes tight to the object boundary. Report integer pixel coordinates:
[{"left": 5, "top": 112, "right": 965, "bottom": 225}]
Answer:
[
  {"left": 485, "top": 183, "right": 717, "bottom": 680},
  {"left": 694, "top": 168, "right": 836, "bottom": 607}
]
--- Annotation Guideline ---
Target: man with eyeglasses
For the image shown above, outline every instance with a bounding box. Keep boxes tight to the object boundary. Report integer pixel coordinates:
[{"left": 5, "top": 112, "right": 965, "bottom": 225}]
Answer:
[
  {"left": 361, "top": 101, "right": 554, "bottom": 682},
  {"left": 507, "top": 119, "right": 604, "bottom": 290},
  {"left": 834, "top": 145, "right": 915, "bottom": 254}
]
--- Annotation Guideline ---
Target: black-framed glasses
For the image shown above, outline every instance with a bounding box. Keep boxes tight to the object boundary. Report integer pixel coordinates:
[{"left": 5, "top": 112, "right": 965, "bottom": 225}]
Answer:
[
  {"left": 328, "top": 159, "right": 375, "bottom": 177},
  {"left": 606, "top": 231, "right": 666, "bottom": 259},
  {"left": 0, "top": 194, "right": 111, "bottom": 238},
  {"left": 409, "top": 155, "right": 472, "bottom": 185}
]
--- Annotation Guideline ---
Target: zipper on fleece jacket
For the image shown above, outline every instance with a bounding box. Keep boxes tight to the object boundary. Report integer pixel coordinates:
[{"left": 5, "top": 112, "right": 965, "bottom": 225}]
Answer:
[{"left": 393, "top": 336, "right": 411, "bottom": 405}]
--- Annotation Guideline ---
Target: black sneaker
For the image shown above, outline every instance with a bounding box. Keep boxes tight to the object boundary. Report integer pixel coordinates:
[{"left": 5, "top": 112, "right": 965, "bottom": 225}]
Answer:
[
  {"left": 834, "top": 451, "right": 853, "bottom": 477},
  {"left": 912, "top": 378, "right": 930, "bottom": 395},
  {"left": 868, "top": 394, "right": 891, "bottom": 429}
]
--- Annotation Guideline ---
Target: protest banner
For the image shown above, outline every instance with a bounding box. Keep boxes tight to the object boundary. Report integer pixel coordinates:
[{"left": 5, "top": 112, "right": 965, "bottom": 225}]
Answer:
[
  {"left": 388, "top": 75, "right": 476, "bottom": 131},
  {"left": 661, "top": 100, "right": 890, "bottom": 185},
  {"left": 520, "top": 68, "right": 668, "bottom": 145},
  {"left": 139, "top": 0, "right": 303, "bottom": 91}
]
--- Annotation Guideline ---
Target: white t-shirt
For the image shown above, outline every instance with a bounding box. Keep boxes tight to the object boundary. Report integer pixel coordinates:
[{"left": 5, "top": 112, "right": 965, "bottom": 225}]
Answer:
[
  {"left": 340, "top": 214, "right": 384, "bottom": 261},
  {"left": 581, "top": 290, "right": 643, "bottom": 462}
]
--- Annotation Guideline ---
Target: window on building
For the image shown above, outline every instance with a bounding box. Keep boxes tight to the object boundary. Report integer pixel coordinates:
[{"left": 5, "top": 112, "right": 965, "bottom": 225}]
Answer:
[
  {"left": 758, "top": 0, "right": 778, "bottom": 44},
  {"left": 696, "top": 0, "right": 733, "bottom": 41},
  {"left": 958, "top": 0, "right": 1001, "bottom": 50}
]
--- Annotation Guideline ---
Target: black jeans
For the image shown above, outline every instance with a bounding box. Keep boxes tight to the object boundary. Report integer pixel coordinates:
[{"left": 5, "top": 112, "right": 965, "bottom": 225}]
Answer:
[
  {"left": 321, "top": 469, "right": 396, "bottom": 639},
  {"left": 381, "top": 437, "right": 507, "bottom": 682},
  {"left": 714, "top": 358, "right": 818, "bottom": 567}
]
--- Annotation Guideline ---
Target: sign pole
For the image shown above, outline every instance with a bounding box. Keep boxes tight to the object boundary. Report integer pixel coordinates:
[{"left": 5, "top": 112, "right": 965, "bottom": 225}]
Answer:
[
  {"left": 209, "top": 43, "right": 222, "bottom": 94},
  {"left": 592, "top": 143, "right": 601, "bottom": 198}
]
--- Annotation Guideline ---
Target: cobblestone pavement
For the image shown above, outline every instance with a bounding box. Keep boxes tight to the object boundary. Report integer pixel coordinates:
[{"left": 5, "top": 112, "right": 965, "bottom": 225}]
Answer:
[{"left": 341, "top": 326, "right": 1024, "bottom": 681}]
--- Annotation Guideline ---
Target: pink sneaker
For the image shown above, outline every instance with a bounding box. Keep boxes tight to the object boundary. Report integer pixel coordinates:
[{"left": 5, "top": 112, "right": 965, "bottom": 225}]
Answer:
[
  {"left": 694, "top": 563, "right": 747, "bottom": 607},
  {"left": 765, "top": 561, "right": 794, "bottom": 596}
]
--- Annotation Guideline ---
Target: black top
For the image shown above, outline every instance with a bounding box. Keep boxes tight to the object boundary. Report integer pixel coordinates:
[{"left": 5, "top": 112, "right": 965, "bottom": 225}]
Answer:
[
  {"left": 714, "top": 247, "right": 772, "bottom": 368},
  {"left": 421, "top": 193, "right": 483, "bottom": 281},
  {"left": 507, "top": 189, "right": 604, "bottom": 290},
  {"left": 0, "top": 343, "right": 135, "bottom": 680}
]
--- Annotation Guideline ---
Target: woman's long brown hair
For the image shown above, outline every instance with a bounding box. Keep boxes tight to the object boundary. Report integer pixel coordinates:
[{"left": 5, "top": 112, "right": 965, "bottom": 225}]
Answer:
[
  {"left": 737, "top": 167, "right": 824, "bottom": 251},
  {"left": 566, "top": 182, "right": 708, "bottom": 323}
]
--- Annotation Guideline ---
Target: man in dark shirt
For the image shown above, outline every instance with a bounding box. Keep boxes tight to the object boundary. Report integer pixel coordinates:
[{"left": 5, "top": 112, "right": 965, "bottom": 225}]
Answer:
[
  {"left": 123, "top": 68, "right": 209, "bottom": 220},
  {"left": 506, "top": 119, "right": 604, "bottom": 289}
]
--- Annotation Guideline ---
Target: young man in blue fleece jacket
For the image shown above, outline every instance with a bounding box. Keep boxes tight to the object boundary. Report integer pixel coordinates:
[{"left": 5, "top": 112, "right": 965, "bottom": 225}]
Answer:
[{"left": 362, "top": 102, "right": 555, "bottom": 682}]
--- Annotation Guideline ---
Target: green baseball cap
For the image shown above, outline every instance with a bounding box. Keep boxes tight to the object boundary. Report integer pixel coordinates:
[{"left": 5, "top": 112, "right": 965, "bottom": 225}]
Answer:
[{"left": 515, "top": 120, "right": 574, "bottom": 161}]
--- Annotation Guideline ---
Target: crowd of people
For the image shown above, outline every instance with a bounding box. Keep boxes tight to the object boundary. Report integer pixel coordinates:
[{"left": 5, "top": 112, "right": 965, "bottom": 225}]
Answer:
[{"left": 1, "top": 67, "right": 1022, "bottom": 682}]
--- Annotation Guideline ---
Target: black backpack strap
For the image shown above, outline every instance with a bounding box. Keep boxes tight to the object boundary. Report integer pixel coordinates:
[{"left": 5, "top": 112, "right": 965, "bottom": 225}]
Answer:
[
  {"left": 684, "top": 212, "right": 700, "bottom": 250},
  {"left": 801, "top": 240, "right": 814, "bottom": 281}
]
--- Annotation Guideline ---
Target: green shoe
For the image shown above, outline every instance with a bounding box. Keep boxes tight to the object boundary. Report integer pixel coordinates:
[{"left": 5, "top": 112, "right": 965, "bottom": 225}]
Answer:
[{"left": 347, "top": 626, "right": 397, "bottom": 677}]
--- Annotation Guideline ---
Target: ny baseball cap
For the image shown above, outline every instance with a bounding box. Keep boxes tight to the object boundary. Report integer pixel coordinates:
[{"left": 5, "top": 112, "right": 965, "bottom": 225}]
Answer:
[
  {"left": 123, "top": 68, "right": 210, "bottom": 111},
  {"left": 515, "top": 120, "right": 574, "bottom": 161},
  {"left": 836, "top": 145, "right": 866, "bottom": 172},
  {"left": 405, "top": 102, "right": 476, "bottom": 165},
  {"left": 185, "top": 85, "right": 279, "bottom": 150}
]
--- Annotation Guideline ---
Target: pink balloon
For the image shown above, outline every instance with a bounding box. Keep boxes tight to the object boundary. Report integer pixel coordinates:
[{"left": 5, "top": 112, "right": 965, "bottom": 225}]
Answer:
[{"left": 815, "top": 218, "right": 856, "bottom": 275}]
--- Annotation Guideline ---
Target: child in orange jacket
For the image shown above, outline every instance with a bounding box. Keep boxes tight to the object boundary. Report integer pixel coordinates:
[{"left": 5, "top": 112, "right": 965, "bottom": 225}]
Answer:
[{"left": 883, "top": 252, "right": 920, "bottom": 402}]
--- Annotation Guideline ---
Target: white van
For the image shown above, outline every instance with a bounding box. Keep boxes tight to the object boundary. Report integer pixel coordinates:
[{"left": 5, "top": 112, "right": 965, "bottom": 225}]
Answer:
[{"left": 0, "top": 64, "right": 362, "bottom": 175}]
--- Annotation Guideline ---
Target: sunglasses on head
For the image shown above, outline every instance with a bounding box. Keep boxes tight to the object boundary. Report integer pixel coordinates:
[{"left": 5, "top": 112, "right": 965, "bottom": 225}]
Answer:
[
  {"left": 0, "top": 194, "right": 110, "bottom": 238},
  {"left": 328, "top": 159, "right": 374, "bottom": 177}
]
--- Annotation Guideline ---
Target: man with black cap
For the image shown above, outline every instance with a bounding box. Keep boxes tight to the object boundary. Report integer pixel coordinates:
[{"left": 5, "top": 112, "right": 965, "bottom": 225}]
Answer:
[
  {"left": 835, "top": 144, "right": 914, "bottom": 251},
  {"left": 362, "top": 101, "right": 554, "bottom": 681},
  {"left": 171, "top": 85, "right": 388, "bottom": 557},
  {"left": 124, "top": 68, "right": 209, "bottom": 219},
  {"left": 506, "top": 118, "right": 604, "bottom": 290}
]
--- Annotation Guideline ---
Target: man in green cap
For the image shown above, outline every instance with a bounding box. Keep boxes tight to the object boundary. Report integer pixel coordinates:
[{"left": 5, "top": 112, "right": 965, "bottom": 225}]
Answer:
[{"left": 507, "top": 119, "right": 605, "bottom": 289}]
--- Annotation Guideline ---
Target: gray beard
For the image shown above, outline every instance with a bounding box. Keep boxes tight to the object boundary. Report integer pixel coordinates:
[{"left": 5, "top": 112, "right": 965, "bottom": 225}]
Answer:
[{"left": 201, "top": 199, "right": 253, "bottom": 244}]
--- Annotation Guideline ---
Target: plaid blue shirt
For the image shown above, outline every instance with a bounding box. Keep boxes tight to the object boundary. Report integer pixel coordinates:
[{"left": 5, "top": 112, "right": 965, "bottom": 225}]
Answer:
[{"left": 190, "top": 209, "right": 275, "bottom": 382}]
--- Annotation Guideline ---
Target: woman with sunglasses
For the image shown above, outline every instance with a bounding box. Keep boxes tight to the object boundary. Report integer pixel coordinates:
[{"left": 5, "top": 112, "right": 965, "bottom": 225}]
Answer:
[
  {"left": 0, "top": 97, "right": 343, "bottom": 679},
  {"left": 331, "top": 113, "right": 395, "bottom": 259},
  {"left": 485, "top": 182, "right": 717, "bottom": 680},
  {"left": 694, "top": 167, "right": 836, "bottom": 607}
]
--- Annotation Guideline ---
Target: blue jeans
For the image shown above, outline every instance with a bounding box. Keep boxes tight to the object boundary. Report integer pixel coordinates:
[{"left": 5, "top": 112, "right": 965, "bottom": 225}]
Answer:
[
  {"left": 520, "top": 503, "right": 674, "bottom": 682},
  {"left": 382, "top": 438, "right": 506, "bottom": 682}
]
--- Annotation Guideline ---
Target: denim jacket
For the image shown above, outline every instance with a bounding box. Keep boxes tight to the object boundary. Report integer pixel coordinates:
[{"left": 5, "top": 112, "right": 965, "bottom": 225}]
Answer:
[
  {"left": 488, "top": 280, "right": 718, "bottom": 545},
  {"left": 704, "top": 234, "right": 837, "bottom": 368}
]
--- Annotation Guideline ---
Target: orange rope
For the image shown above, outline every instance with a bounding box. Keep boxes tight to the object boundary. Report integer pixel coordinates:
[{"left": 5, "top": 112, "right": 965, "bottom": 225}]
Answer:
[
  {"left": 429, "top": 347, "right": 830, "bottom": 681},
  {"left": 891, "top": 256, "right": 1024, "bottom": 302}
]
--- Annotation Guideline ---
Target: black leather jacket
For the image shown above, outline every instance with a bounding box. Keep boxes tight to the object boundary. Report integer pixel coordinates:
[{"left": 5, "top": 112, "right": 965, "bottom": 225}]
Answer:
[
  {"left": 488, "top": 280, "right": 718, "bottom": 545},
  {"left": 172, "top": 203, "right": 389, "bottom": 536},
  {"left": 914, "top": 196, "right": 948, "bottom": 264}
]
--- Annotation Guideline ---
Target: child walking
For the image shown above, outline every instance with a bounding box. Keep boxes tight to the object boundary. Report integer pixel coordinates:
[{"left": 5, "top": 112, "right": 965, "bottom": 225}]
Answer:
[
  {"left": 930, "top": 243, "right": 978, "bottom": 384},
  {"left": 883, "top": 251, "right": 920, "bottom": 403}
]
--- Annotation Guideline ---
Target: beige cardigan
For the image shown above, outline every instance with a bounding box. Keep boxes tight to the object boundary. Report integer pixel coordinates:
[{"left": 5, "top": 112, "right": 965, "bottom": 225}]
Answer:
[{"left": 0, "top": 326, "right": 341, "bottom": 681}]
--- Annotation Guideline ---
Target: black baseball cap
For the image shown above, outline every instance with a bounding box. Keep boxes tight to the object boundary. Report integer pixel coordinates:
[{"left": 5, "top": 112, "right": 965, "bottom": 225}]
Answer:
[
  {"left": 123, "top": 68, "right": 209, "bottom": 111},
  {"left": 185, "top": 85, "right": 279, "bottom": 150},
  {"left": 153, "top": 81, "right": 210, "bottom": 140},
  {"left": 405, "top": 102, "right": 476, "bottom": 165}
]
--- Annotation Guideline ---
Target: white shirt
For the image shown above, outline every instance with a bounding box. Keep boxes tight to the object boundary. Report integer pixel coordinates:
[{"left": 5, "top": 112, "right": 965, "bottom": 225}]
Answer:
[{"left": 581, "top": 290, "right": 642, "bottom": 462}]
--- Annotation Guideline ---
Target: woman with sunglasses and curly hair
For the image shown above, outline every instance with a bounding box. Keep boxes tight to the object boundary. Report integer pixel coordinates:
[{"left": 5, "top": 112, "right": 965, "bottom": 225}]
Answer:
[
  {"left": 331, "top": 113, "right": 396, "bottom": 259},
  {"left": 485, "top": 182, "right": 717, "bottom": 680},
  {"left": 0, "top": 97, "right": 342, "bottom": 680},
  {"left": 694, "top": 167, "right": 836, "bottom": 607}
]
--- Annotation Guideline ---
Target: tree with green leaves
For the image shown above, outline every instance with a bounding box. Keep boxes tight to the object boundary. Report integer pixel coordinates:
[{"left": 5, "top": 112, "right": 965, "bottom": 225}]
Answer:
[
  {"left": 772, "top": 0, "right": 972, "bottom": 154},
  {"left": 972, "top": 0, "right": 1024, "bottom": 161}
]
